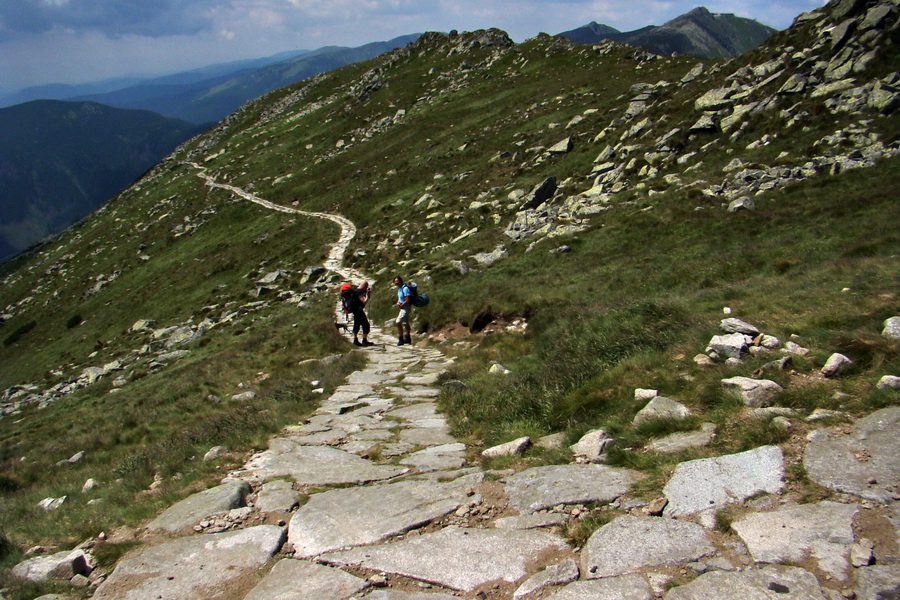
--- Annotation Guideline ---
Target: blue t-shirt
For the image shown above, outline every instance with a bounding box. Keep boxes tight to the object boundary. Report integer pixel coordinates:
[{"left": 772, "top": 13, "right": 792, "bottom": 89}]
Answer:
[{"left": 397, "top": 285, "right": 411, "bottom": 306}]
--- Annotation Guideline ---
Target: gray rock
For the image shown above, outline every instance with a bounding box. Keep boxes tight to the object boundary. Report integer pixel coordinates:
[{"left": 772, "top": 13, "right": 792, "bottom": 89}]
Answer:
[
  {"left": 92, "top": 525, "right": 285, "bottom": 600},
  {"left": 732, "top": 501, "right": 858, "bottom": 579},
  {"left": 877, "top": 375, "right": 900, "bottom": 390},
  {"left": 513, "top": 558, "right": 579, "bottom": 599},
  {"left": 548, "top": 138, "right": 573, "bottom": 154},
  {"left": 148, "top": 480, "right": 250, "bottom": 533},
  {"left": 548, "top": 575, "right": 653, "bottom": 600},
  {"left": 504, "top": 464, "right": 633, "bottom": 514},
  {"left": 131, "top": 319, "right": 157, "bottom": 332},
  {"left": 803, "top": 406, "right": 900, "bottom": 503},
  {"left": 232, "top": 390, "right": 257, "bottom": 402},
  {"left": 663, "top": 445, "right": 784, "bottom": 517},
  {"left": 727, "top": 197, "right": 755, "bottom": 212},
  {"left": 301, "top": 265, "right": 326, "bottom": 284},
  {"left": 706, "top": 333, "right": 749, "bottom": 359},
  {"left": 536, "top": 432, "right": 566, "bottom": 449},
  {"left": 855, "top": 565, "right": 900, "bottom": 600},
  {"left": 634, "top": 388, "right": 659, "bottom": 400},
  {"left": 482, "top": 436, "right": 531, "bottom": 458},
  {"left": 244, "top": 440, "right": 407, "bottom": 486},
  {"left": 720, "top": 318, "right": 760, "bottom": 336},
  {"left": 387, "top": 402, "right": 438, "bottom": 421},
  {"left": 569, "top": 429, "right": 614, "bottom": 462},
  {"left": 11, "top": 549, "right": 88, "bottom": 582},
  {"left": 583, "top": 516, "right": 714, "bottom": 578},
  {"left": 821, "top": 353, "right": 853, "bottom": 377},
  {"left": 288, "top": 475, "right": 481, "bottom": 558},
  {"left": 321, "top": 526, "right": 568, "bottom": 593},
  {"left": 633, "top": 396, "right": 692, "bottom": 426},
  {"left": 695, "top": 87, "right": 736, "bottom": 111},
  {"left": 883, "top": 317, "right": 900, "bottom": 339},
  {"left": 472, "top": 246, "right": 509, "bottom": 267},
  {"left": 647, "top": 423, "right": 716, "bottom": 453},
  {"left": 664, "top": 565, "right": 828, "bottom": 600},
  {"left": 522, "top": 177, "right": 558, "bottom": 210},
  {"left": 721, "top": 376, "right": 783, "bottom": 408},
  {"left": 399, "top": 426, "right": 458, "bottom": 447},
  {"left": 399, "top": 443, "right": 467, "bottom": 472},
  {"left": 256, "top": 479, "right": 301, "bottom": 513},
  {"left": 243, "top": 558, "right": 367, "bottom": 600},
  {"left": 203, "top": 445, "right": 227, "bottom": 461}
]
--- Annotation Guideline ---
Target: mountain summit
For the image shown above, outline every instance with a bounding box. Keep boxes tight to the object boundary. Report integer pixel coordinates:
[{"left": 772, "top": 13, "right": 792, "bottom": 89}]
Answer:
[{"left": 559, "top": 6, "right": 776, "bottom": 58}]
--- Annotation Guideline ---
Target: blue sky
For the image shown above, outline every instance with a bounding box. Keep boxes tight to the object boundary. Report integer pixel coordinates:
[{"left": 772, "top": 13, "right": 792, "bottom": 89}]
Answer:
[{"left": 0, "top": 0, "right": 825, "bottom": 95}]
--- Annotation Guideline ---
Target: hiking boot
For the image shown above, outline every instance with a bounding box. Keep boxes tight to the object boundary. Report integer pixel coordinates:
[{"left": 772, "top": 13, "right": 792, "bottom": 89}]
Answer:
[
  {"left": 353, "top": 339, "right": 362, "bottom": 346},
  {"left": 397, "top": 338, "right": 405, "bottom": 346},
  {"left": 361, "top": 340, "right": 375, "bottom": 347},
  {"left": 404, "top": 335, "right": 412, "bottom": 345}
]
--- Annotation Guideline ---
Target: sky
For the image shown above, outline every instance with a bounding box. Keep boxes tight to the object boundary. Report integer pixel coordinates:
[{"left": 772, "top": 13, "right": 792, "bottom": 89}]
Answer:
[{"left": 0, "top": 0, "right": 826, "bottom": 96}]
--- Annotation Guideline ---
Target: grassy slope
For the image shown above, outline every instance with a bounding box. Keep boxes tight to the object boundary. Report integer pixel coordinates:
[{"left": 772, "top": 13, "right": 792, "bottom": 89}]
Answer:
[{"left": 0, "top": 21, "right": 898, "bottom": 598}]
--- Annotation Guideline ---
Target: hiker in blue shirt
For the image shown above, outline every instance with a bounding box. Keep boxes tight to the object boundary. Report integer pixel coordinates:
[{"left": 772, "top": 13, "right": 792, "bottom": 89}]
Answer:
[{"left": 393, "top": 276, "right": 412, "bottom": 346}]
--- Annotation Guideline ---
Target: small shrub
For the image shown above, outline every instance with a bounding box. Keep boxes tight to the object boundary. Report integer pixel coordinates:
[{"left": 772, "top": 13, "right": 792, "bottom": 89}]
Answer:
[{"left": 3, "top": 320, "right": 36, "bottom": 347}]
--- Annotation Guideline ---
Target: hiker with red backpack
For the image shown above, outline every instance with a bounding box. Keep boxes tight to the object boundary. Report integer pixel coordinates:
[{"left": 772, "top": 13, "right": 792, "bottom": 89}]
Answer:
[{"left": 340, "top": 281, "right": 373, "bottom": 346}]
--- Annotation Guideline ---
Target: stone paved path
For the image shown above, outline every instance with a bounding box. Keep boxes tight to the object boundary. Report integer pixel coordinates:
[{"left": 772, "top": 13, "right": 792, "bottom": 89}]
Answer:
[{"left": 80, "top": 173, "right": 900, "bottom": 600}]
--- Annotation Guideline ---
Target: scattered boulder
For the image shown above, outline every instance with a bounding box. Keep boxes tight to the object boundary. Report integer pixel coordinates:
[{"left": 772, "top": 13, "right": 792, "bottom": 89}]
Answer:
[
  {"left": 12, "top": 549, "right": 89, "bottom": 582},
  {"left": 482, "top": 436, "right": 531, "bottom": 458},
  {"left": 633, "top": 396, "right": 692, "bottom": 426},
  {"left": 521, "top": 177, "right": 558, "bottom": 210},
  {"left": 721, "top": 376, "right": 784, "bottom": 407},
  {"left": 570, "top": 429, "right": 615, "bottom": 462},
  {"left": 203, "top": 446, "right": 228, "bottom": 461},
  {"left": 882, "top": 316, "right": 900, "bottom": 339},
  {"left": 720, "top": 318, "right": 760, "bottom": 336},
  {"left": 876, "top": 375, "right": 900, "bottom": 390},
  {"left": 706, "top": 333, "right": 749, "bottom": 359},
  {"left": 821, "top": 352, "right": 853, "bottom": 377}
]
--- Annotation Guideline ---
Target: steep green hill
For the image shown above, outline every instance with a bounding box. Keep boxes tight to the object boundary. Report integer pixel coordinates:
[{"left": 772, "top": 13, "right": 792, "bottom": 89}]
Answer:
[
  {"left": 0, "top": 100, "right": 204, "bottom": 262},
  {"left": 0, "top": 1, "right": 898, "bottom": 596}
]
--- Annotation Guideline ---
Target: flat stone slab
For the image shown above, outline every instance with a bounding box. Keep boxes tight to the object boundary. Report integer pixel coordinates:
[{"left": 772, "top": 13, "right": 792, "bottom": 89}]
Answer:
[
  {"left": 583, "top": 516, "right": 715, "bottom": 578},
  {"left": 855, "top": 565, "right": 900, "bottom": 600},
  {"left": 663, "top": 446, "right": 784, "bottom": 517},
  {"left": 547, "top": 574, "right": 653, "bottom": 600},
  {"left": 399, "top": 426, "right": 458, "bottom": 447},
  {"left": 288, "top": 474, "right": 482, "bottom": 558},
  {"left": 320, "top": 526, "right": 569, "bottom": 592},
  {"left": 92, "top": 525, "right": 285, "bottom": 600},
  {"left": 400, "top": 443, "right": 467, "bottom": 472},
  {"left": 403, "top": 374, "right": 441, "bottom": 385},
  {"left": 386, "top": 403, "right": 439, "bottom": 421},
  {"left": 244, "top": 441, "right": 407, "bottom": 486},
  {"left": 664, "top": 565, "right": 828, "bottom": 600},
  {"left": 147, "top": 480, "right": 250, "bottom": 532},
  {"left": 361, "top": 591, "right": 463, "bottom": 600},
  {"left": 256, "top": 479, "right": 302, "bottom": 513},
  {"left": 243, "top": 559, "right": 367, "bottom": 600},
  {"left": 503, "top": 464, "right": 634, "bottom": 515},
  {"left": 647, "top": 423, "right": 716, "bottom": 453},
  {"left": 348, "top": 370, "right": 396, "bottom": 385},
  {"left": 514, "top": 558, "right": 579, "bottom": 599},
  {"left": 732, "top": 501, "right": 858, "bottom": 580},
  {"left": 803, "top": 406, "right": 900, "bottom": 503}
]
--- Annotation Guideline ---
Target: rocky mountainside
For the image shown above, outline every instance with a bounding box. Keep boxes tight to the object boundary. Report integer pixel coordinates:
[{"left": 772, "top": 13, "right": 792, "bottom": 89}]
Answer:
[
  {"left": 558, "top": 6, "right": 776, "bottom": 59},
  {"left": 0, "top": 100, "right": 204, "bottom": 263},
  {"left": 0, "top": 0, "right": 897, "bottom": 598}
]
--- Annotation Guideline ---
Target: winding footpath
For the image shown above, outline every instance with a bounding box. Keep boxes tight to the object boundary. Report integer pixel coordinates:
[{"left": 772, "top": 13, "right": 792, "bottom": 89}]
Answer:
[{"left": 77, "top": 169, "right": 900, "bottom": 600}]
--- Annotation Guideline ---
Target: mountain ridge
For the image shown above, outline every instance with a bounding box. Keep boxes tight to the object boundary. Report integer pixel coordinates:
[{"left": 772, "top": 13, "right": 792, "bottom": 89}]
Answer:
[{"left": 558, "top": 6, "right": 777, "bottom": 58}]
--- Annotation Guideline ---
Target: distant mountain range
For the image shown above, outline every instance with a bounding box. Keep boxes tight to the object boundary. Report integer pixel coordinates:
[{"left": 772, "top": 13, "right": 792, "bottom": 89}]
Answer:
[
  {"left": 2, "top": 35, "right": 419, "bottom": 125},
  {"left": 0, "top": 101, "right": 204, "bottom": 262},
  {"left": 558, "top": 7, "right": 776, "bottom": 59}
]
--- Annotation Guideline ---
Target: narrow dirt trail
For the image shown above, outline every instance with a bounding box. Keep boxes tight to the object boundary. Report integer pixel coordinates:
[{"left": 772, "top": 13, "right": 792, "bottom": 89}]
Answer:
[{"left": 190, "top": 163, "right": 367, "bottom": 284}]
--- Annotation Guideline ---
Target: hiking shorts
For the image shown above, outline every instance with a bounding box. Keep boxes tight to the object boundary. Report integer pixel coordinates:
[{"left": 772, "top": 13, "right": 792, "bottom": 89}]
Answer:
[{"left": 396, "top": 307, "right": 410, "bottom": 325}]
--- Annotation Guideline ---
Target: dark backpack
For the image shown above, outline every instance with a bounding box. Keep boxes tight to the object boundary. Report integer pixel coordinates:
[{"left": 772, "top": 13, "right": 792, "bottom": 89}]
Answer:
[
  {"left": 406, "top": 282, "right": 430, "bottom": 307},
  {"left": 340, "top": 284, "right": 359, "bottom": 313}
]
